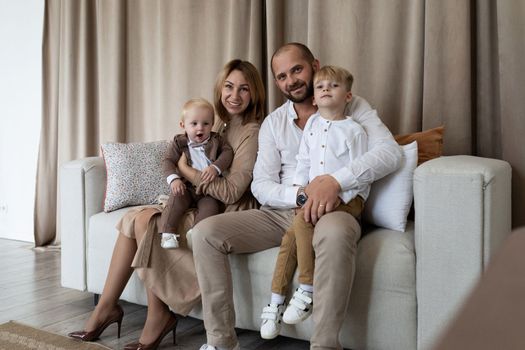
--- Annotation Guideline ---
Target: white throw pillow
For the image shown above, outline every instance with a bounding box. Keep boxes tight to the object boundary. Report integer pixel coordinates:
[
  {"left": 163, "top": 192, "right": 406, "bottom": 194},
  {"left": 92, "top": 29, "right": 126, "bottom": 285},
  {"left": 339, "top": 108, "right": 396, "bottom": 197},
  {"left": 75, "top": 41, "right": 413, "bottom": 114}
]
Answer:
[
  {"left": 101, "top": 141, "right": 170, "bottom": 212},
  {"left": 363, "top": 141, "right": 418, "bottom": 232}
]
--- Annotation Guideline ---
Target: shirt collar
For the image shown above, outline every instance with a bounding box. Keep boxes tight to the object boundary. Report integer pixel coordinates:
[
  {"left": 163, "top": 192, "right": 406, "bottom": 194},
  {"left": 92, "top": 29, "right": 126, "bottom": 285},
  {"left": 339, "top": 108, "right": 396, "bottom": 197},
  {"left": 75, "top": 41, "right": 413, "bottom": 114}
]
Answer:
[
  {"left": 187, "top": 136, "right": 210, "bottom": 148},
  {"left": 285, "top": 100, "right": 321, "bottom": 122},
  {"left": 286, "top": 100, "right": 298, "bottom": 121}
]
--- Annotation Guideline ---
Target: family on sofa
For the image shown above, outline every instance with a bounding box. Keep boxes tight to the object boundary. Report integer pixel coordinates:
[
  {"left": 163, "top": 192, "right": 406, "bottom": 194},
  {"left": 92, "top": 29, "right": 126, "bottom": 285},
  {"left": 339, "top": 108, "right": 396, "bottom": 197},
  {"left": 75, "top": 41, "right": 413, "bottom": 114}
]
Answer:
[{"left": 67, "top": 42, "right": 405, "bottom": 350}]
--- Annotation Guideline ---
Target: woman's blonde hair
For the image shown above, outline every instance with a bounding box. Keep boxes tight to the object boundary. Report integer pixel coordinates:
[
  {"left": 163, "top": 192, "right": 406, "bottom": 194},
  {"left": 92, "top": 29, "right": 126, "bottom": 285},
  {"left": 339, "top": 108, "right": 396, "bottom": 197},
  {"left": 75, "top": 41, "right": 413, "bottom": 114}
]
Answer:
[
  {"left": 180, "top": 98, "right": 214, "bottom": 122},
  {"left": 214, "top": 59, "right": 266, "bottom": 124},
  {"left": 314, "top": 65, "right": 354, "bottom": 91}
]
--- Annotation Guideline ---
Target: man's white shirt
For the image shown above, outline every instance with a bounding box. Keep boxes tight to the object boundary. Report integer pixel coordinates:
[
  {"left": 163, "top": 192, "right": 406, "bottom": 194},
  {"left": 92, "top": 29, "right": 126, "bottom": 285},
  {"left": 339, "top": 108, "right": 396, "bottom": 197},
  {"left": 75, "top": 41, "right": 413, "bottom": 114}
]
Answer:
[{"left": 251, "top": 96, "right": 402, "bottom": 208}]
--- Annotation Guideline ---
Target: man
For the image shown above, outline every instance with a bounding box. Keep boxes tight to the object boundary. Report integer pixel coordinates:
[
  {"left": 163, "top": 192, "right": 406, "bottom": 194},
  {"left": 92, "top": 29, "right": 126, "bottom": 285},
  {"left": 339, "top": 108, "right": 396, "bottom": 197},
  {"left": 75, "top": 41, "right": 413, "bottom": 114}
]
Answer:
[{"left": 193, "top": 42, "right": 402, "bottom": 350}]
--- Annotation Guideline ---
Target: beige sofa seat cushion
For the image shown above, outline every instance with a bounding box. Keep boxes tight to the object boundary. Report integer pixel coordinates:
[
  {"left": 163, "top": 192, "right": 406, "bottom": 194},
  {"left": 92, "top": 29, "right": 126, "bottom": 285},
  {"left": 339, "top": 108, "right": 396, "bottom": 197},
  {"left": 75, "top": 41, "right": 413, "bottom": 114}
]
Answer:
[
  {"left": 229, "top": 222, "right": 417, "bottom": 350},
  {"left": 87, "top": 208, "right": 149, "bottom": 305},
  {"left": 346, "top": 224, "right": 416, "bottom": 349},
  {"left": 87, "top": 207, "right": 416, "bottom": 348}
]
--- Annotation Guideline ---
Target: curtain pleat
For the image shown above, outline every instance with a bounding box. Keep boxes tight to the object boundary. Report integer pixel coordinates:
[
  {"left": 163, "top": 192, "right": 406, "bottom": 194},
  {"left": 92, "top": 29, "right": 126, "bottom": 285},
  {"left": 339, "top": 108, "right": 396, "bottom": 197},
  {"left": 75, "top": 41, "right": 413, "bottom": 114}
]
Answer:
[
  {"left": 96, "top": 0, "right": 128, "bottom": 143},
  {"left": 496, "top": 1, "right": 525, "bottom": 228},
  {"left": 423, "top": 0, "right": 473, "bottom": 154},
  {"left": 35, "top": 0, "right": 60, "bottom": 246},
  {"left": 475, "top": 0, "right": 501, "bottom": 160},
  {"left": 35, "top": 0, "right": 525, "bottom": 246}
]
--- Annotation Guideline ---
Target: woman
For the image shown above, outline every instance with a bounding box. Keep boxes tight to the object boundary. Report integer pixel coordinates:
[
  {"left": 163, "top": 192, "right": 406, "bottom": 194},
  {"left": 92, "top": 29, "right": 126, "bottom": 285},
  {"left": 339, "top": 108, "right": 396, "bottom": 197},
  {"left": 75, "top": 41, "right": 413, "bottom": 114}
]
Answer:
[{"left": 68, "top": 59, "right": 265, "bottom": 349}]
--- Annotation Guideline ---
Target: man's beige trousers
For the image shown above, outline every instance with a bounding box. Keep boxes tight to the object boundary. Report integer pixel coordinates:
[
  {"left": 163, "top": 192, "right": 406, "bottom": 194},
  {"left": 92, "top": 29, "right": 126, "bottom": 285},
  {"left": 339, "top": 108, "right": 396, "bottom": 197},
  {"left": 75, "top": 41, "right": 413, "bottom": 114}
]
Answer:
[{"left": 192, "top": 207, "right": 361, "bottom": 350}]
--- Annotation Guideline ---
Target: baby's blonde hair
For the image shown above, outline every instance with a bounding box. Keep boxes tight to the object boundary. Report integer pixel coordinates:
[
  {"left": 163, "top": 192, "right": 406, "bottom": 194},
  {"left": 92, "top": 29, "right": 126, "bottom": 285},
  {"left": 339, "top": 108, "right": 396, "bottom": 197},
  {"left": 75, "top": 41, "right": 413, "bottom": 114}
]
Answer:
[
  {"left": 314, "top": 65, "right": 354, "bottom": 91},
  {"left": 181, "top": 98, "right": 215, "bottom": 122}
]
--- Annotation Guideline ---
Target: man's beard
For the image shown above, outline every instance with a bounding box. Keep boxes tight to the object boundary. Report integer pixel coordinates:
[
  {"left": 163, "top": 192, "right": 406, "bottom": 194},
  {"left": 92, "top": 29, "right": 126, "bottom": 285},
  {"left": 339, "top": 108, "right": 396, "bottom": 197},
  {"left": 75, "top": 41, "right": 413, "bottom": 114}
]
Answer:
[{"left": 284, "top": 80, "right": 314, "bottom": 103}]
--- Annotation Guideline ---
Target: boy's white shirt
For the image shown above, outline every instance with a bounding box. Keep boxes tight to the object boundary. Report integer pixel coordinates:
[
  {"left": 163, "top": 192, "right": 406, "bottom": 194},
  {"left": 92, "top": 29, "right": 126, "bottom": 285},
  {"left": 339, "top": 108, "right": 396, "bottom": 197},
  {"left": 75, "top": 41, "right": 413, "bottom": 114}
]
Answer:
[
  {"left": 293, "top": 113, "right": 369, "bottom": 204},
  {"left": 251, "top": 95, "right": 402, "bottom": 208}
]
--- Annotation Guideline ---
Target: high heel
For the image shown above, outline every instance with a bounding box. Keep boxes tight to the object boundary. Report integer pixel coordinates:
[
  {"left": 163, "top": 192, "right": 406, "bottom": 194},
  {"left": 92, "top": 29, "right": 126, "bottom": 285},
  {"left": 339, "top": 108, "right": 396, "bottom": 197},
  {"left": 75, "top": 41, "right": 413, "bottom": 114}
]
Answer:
[
  {"left": 68, "top": 304, "right": 124, "bottom": 341},
  {"left": 124, "top": 311, "right": 178, "bottom": 350}
]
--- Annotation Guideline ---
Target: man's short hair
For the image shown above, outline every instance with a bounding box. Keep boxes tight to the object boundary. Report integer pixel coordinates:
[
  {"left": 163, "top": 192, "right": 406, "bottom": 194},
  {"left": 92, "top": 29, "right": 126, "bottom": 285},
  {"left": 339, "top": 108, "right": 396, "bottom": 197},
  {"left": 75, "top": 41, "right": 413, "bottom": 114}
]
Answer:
[
  {"left": 270, "top": 42, "right": 316, "bottom": 76},
  {"left": 314, "top": 65, "right": 354, "bottom": 91}
]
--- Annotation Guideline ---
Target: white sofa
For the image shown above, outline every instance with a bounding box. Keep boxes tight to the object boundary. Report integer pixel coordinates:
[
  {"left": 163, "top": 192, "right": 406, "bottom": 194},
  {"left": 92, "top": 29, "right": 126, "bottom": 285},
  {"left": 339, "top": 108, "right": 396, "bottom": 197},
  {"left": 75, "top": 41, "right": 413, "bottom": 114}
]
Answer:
[{"left": 60, "top": 155, "right": 511, "bottom": 350}]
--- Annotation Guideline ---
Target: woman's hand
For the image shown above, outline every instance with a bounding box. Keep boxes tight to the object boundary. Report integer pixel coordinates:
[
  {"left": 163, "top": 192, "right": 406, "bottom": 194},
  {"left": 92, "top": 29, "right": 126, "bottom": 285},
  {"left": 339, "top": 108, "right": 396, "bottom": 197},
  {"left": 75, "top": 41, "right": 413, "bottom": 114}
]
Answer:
[
  {"left": 201, "top": 165, "right": 218, "bottom": 184},
  {"left": 177, "top": 153, "right": 199, "bottom": 181}
]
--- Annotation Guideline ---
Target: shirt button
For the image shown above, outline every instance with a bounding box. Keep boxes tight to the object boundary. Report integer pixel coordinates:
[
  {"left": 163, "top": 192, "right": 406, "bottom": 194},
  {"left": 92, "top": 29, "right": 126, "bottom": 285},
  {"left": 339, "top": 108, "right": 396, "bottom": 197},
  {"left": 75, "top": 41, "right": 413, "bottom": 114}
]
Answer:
[
  {"left": 321, "top": 145, "right": 325, "bottom": 148},
  {"left": 324, "top": 129, "right": 327, "bottom": 132},
  {"left": 320, "top": 161, "right": 324, "bottom": 165},
  {"left": 310, "top": 132, "right": 313, "bottom": 136}
]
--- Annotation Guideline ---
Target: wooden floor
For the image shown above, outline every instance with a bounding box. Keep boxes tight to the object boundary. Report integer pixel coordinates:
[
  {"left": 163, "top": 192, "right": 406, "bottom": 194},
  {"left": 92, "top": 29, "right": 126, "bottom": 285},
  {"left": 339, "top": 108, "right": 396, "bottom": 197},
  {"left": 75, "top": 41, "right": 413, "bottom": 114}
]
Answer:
[{"left": 0, "top": 238, "right": 310, "bottom": 350}]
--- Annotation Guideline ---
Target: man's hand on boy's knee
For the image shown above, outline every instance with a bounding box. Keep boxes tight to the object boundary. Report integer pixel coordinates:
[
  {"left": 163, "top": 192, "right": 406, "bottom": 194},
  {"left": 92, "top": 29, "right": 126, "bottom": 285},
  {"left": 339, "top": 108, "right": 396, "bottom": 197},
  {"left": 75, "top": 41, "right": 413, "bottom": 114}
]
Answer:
[{"left": 304, "top": 175, "right": 341, "bottom": 224}]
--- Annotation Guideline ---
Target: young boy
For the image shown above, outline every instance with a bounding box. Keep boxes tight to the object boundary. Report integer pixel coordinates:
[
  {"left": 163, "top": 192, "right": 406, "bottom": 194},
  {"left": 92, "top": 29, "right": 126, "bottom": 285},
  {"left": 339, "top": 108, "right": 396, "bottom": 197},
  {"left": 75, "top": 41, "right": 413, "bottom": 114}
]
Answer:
[
  {"left": 160, "top": 98, "right": 233, "bottom": 249},
  {"left": 260, "top": 66, "right": 369, "bottom": 339}
]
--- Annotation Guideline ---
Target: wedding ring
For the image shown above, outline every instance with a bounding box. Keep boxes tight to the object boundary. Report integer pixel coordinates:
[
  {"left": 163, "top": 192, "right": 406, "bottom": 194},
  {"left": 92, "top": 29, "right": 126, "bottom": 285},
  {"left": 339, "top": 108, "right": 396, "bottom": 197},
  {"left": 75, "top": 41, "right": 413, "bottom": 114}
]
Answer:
[{"left": 319, "top": 204, "right": 325, "bottom": 207}]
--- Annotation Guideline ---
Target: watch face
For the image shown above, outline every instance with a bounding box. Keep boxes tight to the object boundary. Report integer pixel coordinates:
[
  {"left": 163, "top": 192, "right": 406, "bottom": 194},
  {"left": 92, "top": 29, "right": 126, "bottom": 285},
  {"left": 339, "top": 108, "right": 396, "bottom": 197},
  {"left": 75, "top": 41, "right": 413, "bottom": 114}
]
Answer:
[{"left": 297, "top": 193, "right": 308, "bottom": 207}]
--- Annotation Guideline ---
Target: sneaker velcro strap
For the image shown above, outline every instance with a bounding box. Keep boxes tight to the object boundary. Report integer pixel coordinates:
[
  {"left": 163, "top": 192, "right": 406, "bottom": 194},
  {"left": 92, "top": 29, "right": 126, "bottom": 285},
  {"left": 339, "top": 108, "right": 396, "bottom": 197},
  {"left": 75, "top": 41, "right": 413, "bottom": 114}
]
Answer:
[
  {"left": 261, "top": 311, "right": 279, "bottom": 321},
  {"left": 261, "top": 305, "right": 279, "bottom": 320},
  {"left": 293, "top": 291, "right": 313, "bottom": 305},
  {"left": 290, "top": 297, "right": 308, "bottom": 310}
]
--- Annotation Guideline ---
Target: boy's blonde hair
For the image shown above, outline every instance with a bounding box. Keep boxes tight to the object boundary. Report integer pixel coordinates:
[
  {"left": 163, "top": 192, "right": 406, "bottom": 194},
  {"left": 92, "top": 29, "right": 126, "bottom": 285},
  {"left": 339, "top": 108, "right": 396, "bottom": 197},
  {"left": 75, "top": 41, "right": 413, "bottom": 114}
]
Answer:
[
  {"left": 181, "top": 98, "right": 215, "bottom": 122},
  {"left": 314, "top": 65, "right": 354, "bottom": 91}
]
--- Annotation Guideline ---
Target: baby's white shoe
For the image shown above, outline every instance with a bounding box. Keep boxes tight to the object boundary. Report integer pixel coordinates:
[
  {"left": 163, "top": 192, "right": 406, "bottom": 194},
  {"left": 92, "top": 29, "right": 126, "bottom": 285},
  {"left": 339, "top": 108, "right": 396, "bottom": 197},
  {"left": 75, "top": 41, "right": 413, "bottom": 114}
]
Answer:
[
  {"left": 161, "top": 233, "right": 180, "bottom": 249},
  {"left": 260, "top": 303, "right": 285, "bottom": 339}
]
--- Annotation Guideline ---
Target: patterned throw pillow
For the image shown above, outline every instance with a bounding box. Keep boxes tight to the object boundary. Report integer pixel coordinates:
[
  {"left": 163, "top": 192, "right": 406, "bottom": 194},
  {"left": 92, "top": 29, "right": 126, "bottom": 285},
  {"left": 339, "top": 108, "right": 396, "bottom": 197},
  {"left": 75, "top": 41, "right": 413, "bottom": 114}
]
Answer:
[{"left": 101, "top": 141, "right": 170, "bottom": 212}]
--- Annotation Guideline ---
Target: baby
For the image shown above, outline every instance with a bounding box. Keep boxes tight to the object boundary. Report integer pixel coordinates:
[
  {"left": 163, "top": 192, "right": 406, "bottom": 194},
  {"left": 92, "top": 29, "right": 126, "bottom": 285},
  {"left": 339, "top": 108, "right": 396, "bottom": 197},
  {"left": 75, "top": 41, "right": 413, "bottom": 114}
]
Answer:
[{"left": 160, "top": 98, "right": 233, "bottom": 249}]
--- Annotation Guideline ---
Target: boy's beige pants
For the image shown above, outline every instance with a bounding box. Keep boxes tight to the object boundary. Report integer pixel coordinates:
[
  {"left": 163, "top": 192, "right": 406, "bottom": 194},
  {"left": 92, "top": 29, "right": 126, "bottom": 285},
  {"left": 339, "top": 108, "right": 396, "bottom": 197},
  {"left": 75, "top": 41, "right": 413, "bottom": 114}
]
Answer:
[{"left": 271, "top": 196, "right": 364, "bottom": 295}]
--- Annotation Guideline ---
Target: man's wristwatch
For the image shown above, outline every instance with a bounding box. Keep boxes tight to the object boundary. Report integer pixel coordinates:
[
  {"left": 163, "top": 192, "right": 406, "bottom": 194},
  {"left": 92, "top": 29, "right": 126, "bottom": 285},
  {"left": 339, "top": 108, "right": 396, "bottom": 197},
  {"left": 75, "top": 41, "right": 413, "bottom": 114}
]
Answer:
[{"left": 296, "top": 187, "right": 308, "bottom": 207}]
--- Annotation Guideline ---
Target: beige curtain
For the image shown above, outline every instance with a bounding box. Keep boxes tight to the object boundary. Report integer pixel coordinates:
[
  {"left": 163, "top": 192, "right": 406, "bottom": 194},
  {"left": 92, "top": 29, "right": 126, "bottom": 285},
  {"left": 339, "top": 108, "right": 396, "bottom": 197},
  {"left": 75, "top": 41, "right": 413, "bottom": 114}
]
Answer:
[
  {"left": 36, "top": 0, "right": 525, "bottom": 246},
  {"left": 36, "top": 0, "right": 264, "bottom": 245}
]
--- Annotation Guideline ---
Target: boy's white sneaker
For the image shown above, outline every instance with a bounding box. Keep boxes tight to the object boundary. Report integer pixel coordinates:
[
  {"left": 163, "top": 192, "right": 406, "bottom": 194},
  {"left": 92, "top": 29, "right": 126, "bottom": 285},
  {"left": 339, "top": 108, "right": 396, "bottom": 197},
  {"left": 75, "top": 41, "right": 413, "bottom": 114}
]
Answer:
[
  {"left": 161, "top": 233, "right": 180, "bottom": 249},
  {"left": 199, "top": 343, "right": 240, "bottom": 350},
  {"left": 282, "top": 287, "right": 313, "bottom": 324},
  {"left": 260, "top": 303, "right": 285, "bottom": 339}
]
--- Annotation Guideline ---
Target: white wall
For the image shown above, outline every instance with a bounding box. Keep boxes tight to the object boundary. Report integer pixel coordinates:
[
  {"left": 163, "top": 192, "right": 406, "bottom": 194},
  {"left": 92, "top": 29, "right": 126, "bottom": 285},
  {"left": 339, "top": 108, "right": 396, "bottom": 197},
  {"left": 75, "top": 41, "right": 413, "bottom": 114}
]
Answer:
[{"left": 0, "top": 0, "right": 44, "bottom": 242}]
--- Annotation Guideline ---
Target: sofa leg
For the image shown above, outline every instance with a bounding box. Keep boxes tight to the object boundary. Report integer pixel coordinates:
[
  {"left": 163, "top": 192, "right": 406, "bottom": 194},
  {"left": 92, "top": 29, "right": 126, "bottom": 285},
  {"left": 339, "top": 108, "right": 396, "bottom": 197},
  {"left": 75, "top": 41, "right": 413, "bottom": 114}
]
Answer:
[{"left": 94, "top": 293, "right": 100, "bottom": 306}]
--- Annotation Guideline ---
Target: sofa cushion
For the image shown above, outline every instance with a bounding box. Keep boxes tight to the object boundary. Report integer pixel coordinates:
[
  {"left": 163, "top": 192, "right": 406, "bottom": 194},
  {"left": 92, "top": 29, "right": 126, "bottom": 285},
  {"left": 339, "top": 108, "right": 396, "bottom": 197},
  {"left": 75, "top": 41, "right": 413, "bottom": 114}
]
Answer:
[
  {"left": 395, "top": 126, "right": 444, "bottom": 165},
  {"left": 87, "top": 208, "right": 416, "bottom": 350},
  {"left": 363, "top": 141, "right": 418, "bottom": 232},
  {"left": 228, "top": 222, "right": 416, "bottom": 350},
  {"left": 345, "top": 223, "right": 416, "bottom": 349},
  {"left": 88, "top": 208, "right": 148, "bottom": 305},
  {"left": 101, "top": 141, "right": 170, "bottom": 212}
]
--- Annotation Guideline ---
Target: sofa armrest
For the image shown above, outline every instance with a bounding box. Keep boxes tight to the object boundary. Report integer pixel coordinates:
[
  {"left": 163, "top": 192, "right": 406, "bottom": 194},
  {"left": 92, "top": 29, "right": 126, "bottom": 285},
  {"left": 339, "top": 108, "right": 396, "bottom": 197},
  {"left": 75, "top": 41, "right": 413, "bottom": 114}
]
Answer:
[
  {"left": 60, "top": 157, "right": 106, "bottom": 290},
  {"left": 414, "top": 155, "right": 511, "bottom": 349}
]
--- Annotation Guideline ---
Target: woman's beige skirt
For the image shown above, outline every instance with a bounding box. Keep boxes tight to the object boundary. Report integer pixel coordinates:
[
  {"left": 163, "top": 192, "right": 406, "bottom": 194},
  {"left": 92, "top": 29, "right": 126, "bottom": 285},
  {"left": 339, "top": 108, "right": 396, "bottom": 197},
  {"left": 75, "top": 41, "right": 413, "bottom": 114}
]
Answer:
[{"left": 116, "top": 205, "right": 199, "bottom": 316}]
